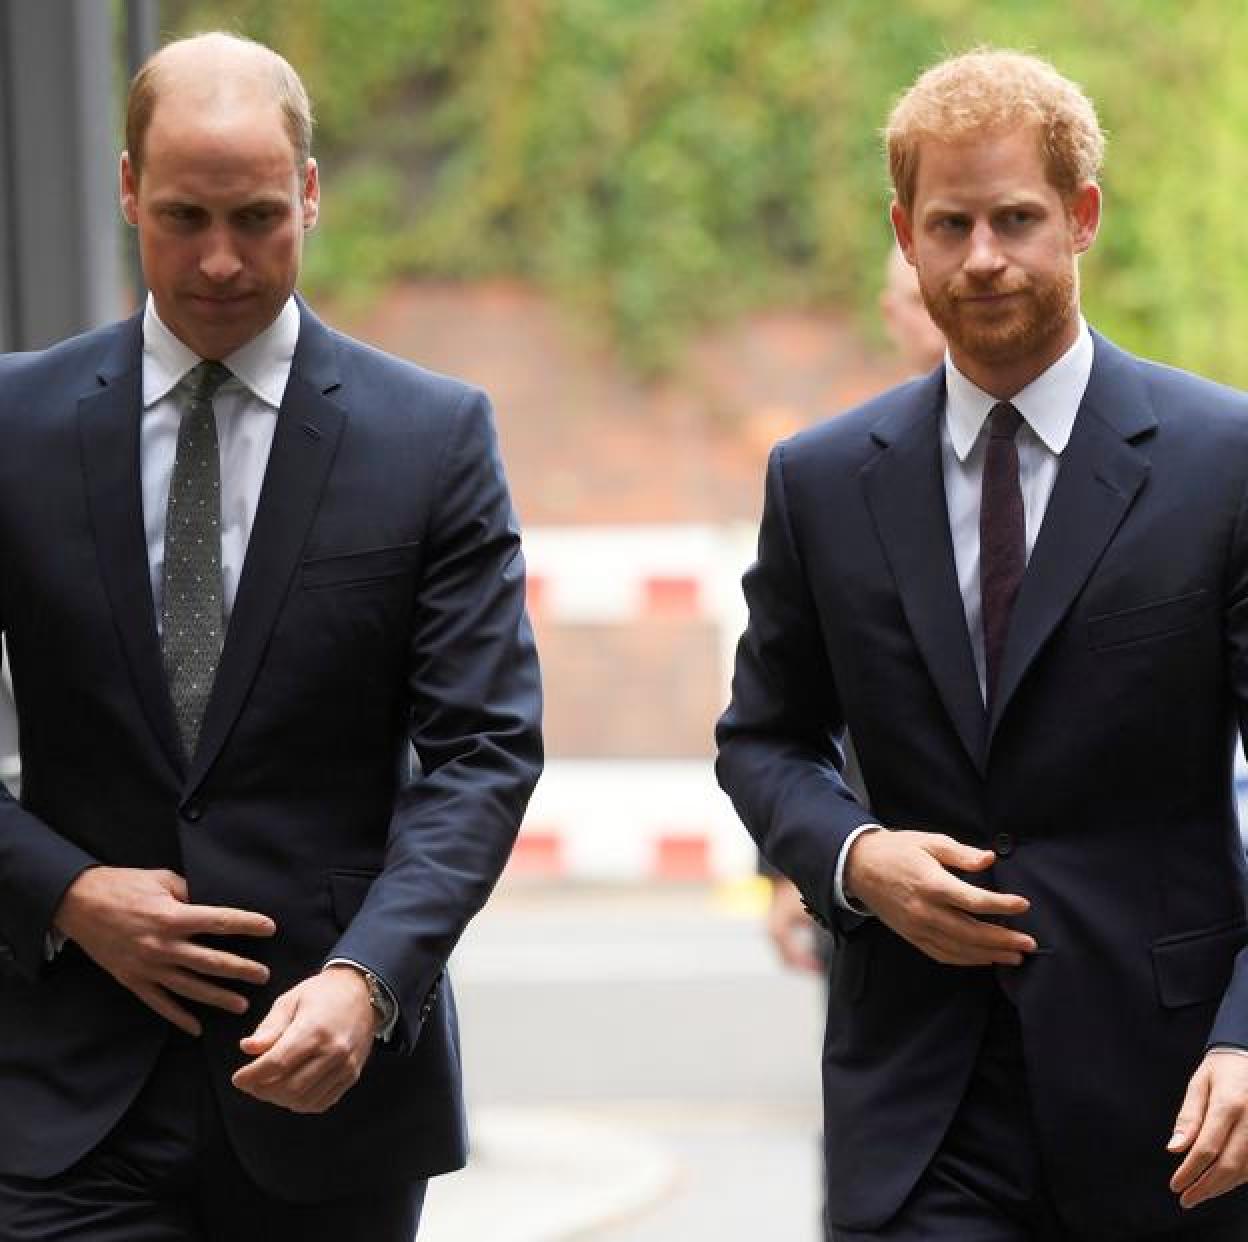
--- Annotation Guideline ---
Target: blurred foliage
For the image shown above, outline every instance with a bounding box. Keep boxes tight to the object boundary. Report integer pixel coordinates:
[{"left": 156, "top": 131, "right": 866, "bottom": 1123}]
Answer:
[{"left": 163, "top": 0, "right": 1248, "bottom": 383}]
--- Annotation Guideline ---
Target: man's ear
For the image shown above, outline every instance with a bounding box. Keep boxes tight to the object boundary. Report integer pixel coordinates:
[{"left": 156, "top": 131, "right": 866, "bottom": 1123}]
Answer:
[
  {"left": 119, "top": 151, "right": 138, "bottom": 227},
  {"left": 1069, "top": 181, "right": 1101, "bottom": 255},
  {"left": 890, "top": 199, "right": 917, "bottom": 266},
  {"left": 301, "top": 158, "right": 320, "bottom": 231}
]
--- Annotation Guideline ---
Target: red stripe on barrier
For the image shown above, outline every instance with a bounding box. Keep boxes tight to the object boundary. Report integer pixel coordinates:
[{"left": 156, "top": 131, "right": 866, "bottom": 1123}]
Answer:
[
  {"left": 653, "top": 833, "right": 712, "bottom": 880},
  {"left": 507, "top": 830, "right": 564, "bottom": 878},
  {"left": 642, "top": 576, "right": 700, "bottom": 619}
]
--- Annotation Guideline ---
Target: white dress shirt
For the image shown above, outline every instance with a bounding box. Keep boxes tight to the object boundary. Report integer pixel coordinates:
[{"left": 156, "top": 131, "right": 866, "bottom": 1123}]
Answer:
[
  {"left": 141, "top": 295, "right": 294, "bottom": 627},
  {"left": 834, "top": 322, "right": 1094, "bottom": 909}
]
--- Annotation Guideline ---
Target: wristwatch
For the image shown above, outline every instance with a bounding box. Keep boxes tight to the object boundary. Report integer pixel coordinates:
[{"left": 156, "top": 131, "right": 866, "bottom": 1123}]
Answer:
[{"left": 360, "top": 968, "right": 397, "bottom": 1035}]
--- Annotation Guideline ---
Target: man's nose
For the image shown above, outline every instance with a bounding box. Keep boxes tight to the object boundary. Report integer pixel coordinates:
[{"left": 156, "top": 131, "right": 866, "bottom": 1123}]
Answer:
[
  {"left": 199, "top": 228, "right": 243, "bottom": 283},
  {"left": 964, "top": 220, "right": 1006, "bottom": 277}
]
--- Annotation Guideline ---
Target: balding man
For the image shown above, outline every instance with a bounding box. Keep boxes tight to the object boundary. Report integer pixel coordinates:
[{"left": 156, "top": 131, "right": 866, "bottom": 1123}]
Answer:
[{"left": 0, "top": 32, "right": 541, "bottom": 1240}]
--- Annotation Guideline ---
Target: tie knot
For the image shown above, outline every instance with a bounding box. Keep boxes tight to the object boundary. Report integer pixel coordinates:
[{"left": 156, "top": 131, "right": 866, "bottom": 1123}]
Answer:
[
  {"left": 183, "top": 361, "right": 232, "bottom": 405},
  {"left": 988, "top": 401, "right": 1023, "bottom": 441}
]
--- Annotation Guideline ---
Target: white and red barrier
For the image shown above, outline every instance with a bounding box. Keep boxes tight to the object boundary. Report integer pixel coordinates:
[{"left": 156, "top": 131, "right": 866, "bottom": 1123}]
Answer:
[{"left": 513, "top": 524, "right": 757, "bottom": 883}]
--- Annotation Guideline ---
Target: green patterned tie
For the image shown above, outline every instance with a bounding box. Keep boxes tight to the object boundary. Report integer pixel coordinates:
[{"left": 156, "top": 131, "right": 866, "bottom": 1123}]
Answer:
[{"left": 161, "top": 361, "right": 232, "bottom": 760}]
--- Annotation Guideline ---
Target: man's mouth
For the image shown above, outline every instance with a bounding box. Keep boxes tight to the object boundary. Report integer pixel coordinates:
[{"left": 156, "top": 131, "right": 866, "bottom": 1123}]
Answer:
[{"left": 956, "top": 288, "right": 1025, "bottom": 304}]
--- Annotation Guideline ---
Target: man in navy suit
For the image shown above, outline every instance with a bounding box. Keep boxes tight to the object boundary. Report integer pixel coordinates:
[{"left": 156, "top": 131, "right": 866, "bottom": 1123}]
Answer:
[
  {"left": 0, "top": 31, "right": 541, "bottom": 1240},
  {"left": 718, "top": 49, "right": 1248, "bottom": 1241}
]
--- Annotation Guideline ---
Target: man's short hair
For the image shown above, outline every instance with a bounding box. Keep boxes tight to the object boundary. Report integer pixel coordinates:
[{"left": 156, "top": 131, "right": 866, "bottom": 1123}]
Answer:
[
  {"left": 125, "top": 31, "right": 313, "bottom": 179},
  {"left": 886, "top": 48, "right": 1104, "bottom": 212}
]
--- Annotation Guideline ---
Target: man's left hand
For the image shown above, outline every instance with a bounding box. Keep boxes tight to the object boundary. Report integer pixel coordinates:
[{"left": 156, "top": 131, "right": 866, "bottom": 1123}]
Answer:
[
  {"left": 232, "top": 967, "right": 376, "bottom": 1114},
  {"left": 1169, "top": 1051, "right": 1248, "bottom": 1208}
]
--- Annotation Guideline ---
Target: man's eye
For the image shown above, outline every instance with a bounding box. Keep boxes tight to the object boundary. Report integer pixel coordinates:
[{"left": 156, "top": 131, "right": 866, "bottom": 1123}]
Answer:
[
  {"left": 1000, "top": 210, "right": 1034, "bottom": 229},
  {"left": 238, "top": 208, "right": 280, "bottom": 228}
]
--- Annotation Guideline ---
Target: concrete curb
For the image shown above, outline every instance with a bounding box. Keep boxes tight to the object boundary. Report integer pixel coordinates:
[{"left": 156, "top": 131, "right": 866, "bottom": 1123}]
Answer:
[{"left": 419, "top": 1107, "right": 678, "bottom": 1242}]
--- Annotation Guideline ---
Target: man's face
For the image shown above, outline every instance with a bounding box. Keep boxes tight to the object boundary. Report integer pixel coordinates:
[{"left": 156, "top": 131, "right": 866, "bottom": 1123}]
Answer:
[
  {"left": 120, "top": 93, "right": 319, "bottom": 360},
  {"left": 891, "top": 127, "right": 1099, "bottom": 393}
]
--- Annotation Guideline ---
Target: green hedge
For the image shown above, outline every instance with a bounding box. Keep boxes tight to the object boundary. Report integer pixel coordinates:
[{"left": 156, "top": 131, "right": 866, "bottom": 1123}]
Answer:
[{"left": 164, "top": 0, "right": 1248, "bottom": 384}]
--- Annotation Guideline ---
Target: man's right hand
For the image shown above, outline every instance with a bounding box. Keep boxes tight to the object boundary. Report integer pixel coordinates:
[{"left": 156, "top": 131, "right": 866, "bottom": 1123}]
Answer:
[
  {"left": 53, "top": 866, "right": 276, "bottom": 1036},
  {"left": 844, "top": 829, "right": 1036, "bottom": 966}
]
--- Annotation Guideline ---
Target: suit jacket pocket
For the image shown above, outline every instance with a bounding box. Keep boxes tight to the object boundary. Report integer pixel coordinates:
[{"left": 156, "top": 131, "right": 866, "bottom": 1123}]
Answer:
[
  {"left": 1087, "top": 589, "right": 1209, "bottom": 651},
  {"left": 327, "top": 868, "right": 380, "bottom": 930},
  {"left": 302, "top": 542, "right": 421, "bottom": 591},
  {"left": 1152, "top": 919, "right": 1248, "bottom": 1008}
]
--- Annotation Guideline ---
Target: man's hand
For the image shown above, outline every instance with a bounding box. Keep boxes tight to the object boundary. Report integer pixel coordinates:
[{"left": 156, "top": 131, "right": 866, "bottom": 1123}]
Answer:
[
  {"left": 53, "top": 866, "right": 275, "bottom": 1036},
  {"left": 1169, "top": 1051, "right": 1248, "bottom": 1208},
  {"left": 232, "top": 967, "right": 377, "bottom": 1115},
  {"left": 767, "top": 877, "right": 823, "bottom": 973},
  {"left": 844, "top": 829, "right": 1035, "bottom": 966}
]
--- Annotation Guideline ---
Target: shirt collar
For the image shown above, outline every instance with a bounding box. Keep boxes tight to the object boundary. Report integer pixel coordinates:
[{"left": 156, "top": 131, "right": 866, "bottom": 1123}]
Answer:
[
  {"left": 944, "top": 318, "right": 1094, "bottom": 461},
  {"left": 141, "top": 295, "right": 301, "bottom": 410}
]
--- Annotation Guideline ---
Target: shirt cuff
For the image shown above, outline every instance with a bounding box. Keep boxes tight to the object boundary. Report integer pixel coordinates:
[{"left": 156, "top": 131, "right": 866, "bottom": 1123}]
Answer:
[
  {"left": 1208, "top": 1045, "right": 1248, "bottom": 1058},
  {"left": 834, "top": 824, "right": 883, "bottom": 914},
  {"left": 323, "top": 958, "right": 399, "bottom": 1042}
]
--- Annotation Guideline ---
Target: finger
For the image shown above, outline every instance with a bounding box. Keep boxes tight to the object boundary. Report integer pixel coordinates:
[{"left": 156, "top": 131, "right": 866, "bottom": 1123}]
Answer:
[
  {"left": 924, "top": 836, "right": 996, "bottom": 872},
  {"left": 172, "top": 944, "right": 271, "bottom": 986},
  {"left": 247, "top": 1067, "right": 350, "bottom": 1115},
  {"left": 1172, "top": 1107, "right": 1234, "bottom": 1195},
  {"left": 159, "top": 871, "right": 191, "bottom": 903},
  {"left": 942, "top": 877, "right": 1030, "bottom": 920},
  {"left": 923, "top": 908, "right": 1037, "bottom": 958},
  {"left": 298, "top": 1069, "right": 358, "bottom": 1115},
  {"left": 174, "top": 904, "right": 277, "bottom": 940},
  {"left": 239, "top": 992, "right": 298, "bottom": 1058},
  {"left": 235, "top": 1033, "right": 319, "bottom": 1093},
  {"left": 1180, "top": 1121, "right": 1248, "bottom": 1209},
  {"left": 268, "top": 1052, "right": 357, "bottom": 1112},
  {"left": 159, "top": 968, "right": 251, "bottom": 1015},
  {"left": 921, "top": 937, "right": 1025, "bottom": 967},
  {"left": 921, "top": 938, "right": 1025, "bottom": 967},
  {"left": 1170, "top": 1065, "right": 1212, "bottom": 1155},
  {"left": 136, "top": 984, "right": 202, "bottom": 1037}
]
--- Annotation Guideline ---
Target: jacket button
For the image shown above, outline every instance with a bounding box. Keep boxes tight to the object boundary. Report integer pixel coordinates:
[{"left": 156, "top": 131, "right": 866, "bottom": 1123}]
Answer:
[
  {"left": 993, "top": 832, "right": 1015, "bottom": 858},
  {"left": 183, "top": 802, "right": 203, "bottom": 823}
]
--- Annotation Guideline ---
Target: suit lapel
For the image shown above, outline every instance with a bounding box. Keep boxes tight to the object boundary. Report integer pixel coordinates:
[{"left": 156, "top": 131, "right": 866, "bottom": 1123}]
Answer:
[
  {"left": 862, "top": 371, "right": 988, "bottom": 775},
  {"left": 78, "top": 315, "right": 186, "bottom": 776},
  {"left": 186, "top": 304, "right": 346, "bottom": 794},
  {"left": 987, "top": 335, "right": 1155, "bottom": 742}
]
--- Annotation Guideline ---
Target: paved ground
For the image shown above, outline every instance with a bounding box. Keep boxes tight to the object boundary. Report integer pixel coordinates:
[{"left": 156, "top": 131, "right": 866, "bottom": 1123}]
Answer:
[{"left": 419, "top": 881, "right": 826, "bottom": 1241}]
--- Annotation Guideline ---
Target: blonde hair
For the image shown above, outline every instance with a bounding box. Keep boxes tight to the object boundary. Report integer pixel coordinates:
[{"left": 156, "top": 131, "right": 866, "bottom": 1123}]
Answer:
[
  {"left": 886, "top": 49, "right": 1104, "bottom": 211},
  {"left": 126, "top": 31, "right": 313, "bottom": 179}
]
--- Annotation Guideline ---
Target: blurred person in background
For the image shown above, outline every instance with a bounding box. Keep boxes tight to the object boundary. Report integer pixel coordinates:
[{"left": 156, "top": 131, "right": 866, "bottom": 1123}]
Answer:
[
  {"left": 720, "top": 47, "right": 1248, "bottom": 1242},
  {"left": 767, "top": 245, "right": 945, "bottom": 975},
  {"left": 0, "top": 31, "right": 540, "bottom": 1241}
]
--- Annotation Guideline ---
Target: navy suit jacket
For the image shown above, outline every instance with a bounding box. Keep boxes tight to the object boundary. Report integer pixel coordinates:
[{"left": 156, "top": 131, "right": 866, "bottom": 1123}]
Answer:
[
  {"left": 0, "top": 302, "right": 542, "bottom": 1200},
  {"left": 717, "top": 333, "right": 1248, "bottom": 1236}
]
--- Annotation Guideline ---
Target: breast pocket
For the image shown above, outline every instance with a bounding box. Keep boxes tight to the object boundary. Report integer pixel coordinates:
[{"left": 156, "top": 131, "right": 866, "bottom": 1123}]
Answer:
[
  {"left": 1087, "top": 589, "right": 1209, "bottom": 651},
  {"left": 301, "top": 542, "right": 422, "bottom": 591},
  {"left": 1152, "top": 919, "right": 1248, "bottom": 1009}
]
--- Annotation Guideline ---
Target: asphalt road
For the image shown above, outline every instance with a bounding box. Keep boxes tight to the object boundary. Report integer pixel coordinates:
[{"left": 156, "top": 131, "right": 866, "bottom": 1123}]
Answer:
[{"left": 421, "top": 881, "right": 826, "bottom": 1241}]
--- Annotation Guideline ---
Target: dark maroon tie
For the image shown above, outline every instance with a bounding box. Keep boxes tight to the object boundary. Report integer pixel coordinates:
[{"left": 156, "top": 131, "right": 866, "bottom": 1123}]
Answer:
[{"left": 980, "top": 401, "right": 1025, "bottom": 709}]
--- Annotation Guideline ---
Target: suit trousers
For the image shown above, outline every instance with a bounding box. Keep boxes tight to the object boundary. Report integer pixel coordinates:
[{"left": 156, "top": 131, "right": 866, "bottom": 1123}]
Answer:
[
  {"left": 0, "top": 1033, "right": 427, "bottom": 1241},
  {"left": 830, "top": 991, "right": 1248, "bottom": 1242}
]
